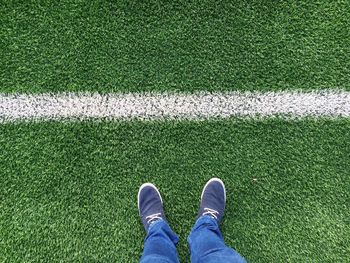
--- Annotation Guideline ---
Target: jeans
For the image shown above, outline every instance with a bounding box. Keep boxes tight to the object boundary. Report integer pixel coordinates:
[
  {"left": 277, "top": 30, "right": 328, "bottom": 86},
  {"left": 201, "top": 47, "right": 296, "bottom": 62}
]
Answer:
[{"left": 140, "top": 216, "right": 246, "bottom": 263}]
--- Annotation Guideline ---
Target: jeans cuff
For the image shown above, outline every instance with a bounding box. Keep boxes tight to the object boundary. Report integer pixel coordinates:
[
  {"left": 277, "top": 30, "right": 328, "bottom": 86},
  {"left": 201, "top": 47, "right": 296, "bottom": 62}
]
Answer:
[
  {"left": 195, "top": 215, "right": 218, "bottom": 227},
  {"left": 148, "top": 219, "right": 165, "bottom": 232}
]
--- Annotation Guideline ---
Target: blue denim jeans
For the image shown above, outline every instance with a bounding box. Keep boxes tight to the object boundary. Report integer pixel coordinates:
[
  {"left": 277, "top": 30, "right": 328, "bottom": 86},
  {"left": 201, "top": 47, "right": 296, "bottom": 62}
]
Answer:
[{"left": 140, "top": 216, "right": 246, "bottom": 263}]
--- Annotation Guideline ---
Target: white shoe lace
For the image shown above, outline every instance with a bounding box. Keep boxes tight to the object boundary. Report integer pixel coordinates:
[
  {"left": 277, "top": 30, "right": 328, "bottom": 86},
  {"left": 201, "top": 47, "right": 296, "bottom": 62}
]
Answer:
[
  {"left": 146, "top": 213, "right": 162, "bottom": 224},
  {"left": 203, "top": 208, "right": 219, "bottom": 219}
]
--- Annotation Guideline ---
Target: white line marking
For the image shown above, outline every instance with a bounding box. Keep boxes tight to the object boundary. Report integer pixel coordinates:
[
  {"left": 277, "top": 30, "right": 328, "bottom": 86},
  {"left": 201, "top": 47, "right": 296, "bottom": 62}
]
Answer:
[{"left": 0, "top": 90, "right": 349, "bottom": 121}]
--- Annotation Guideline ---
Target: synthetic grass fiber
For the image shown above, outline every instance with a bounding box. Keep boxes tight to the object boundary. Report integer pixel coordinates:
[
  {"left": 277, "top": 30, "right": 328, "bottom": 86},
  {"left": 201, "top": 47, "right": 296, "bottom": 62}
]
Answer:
[
  {"left": 1, "top": 0, "right": 349, "bottom": 93},
  {"left": 1, "top": 0, "right": 350, "bottom": 262},
  {"left": 1, "top": 120, "right": 349, "bottom": 262}
]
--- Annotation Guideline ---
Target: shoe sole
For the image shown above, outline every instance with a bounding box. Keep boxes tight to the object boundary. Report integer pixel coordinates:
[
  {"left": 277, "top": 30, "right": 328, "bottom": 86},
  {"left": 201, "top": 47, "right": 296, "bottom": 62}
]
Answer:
[
  {"left": 137, "top": 183, "right": 163, "bottom": 212},
  {"left": 201, "top": 177, "right": 226, "bottom": 203}
]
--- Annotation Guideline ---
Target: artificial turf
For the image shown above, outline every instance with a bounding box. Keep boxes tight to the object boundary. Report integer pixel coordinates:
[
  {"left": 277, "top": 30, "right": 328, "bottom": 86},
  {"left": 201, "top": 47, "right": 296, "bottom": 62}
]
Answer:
[
  {"left": 1, "top": 0, "right": 349, "bottom": 93},
  {"left": 1, "top": 119, "right": 349, "bottom": 262},
  {"left": 1, "top": 1, "right": 349, "bottom": 262}
]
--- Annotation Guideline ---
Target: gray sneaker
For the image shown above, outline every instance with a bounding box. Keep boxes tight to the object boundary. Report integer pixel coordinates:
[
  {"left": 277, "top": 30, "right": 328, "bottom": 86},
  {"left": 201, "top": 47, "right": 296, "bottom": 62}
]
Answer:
[
  {"left": 197, "top": 178, "right": 226, "bottom": 223},
  {"left": 138, "top": 183, "right": 166, "bottom": 231}
]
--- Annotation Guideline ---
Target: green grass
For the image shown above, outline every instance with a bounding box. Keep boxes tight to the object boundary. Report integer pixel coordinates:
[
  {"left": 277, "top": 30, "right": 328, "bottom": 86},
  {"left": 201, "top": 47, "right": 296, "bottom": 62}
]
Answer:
[
  {"left": 1, "top": 1, "right": 349, "bottom": 262},
  {"left": 1, "top": 119, "right": 349, "bottom": 262},
  {"left": 1, "top": 0, "right": 349, "bottom": 93}
]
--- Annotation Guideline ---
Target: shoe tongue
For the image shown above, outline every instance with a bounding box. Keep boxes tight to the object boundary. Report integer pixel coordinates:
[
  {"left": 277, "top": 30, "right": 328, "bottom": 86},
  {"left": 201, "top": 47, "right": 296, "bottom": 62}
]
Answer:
[
  {"left": 146, "top": 213, "right": 162, "bottom": 226},
  {"left": 202, "top": 208, "right": 219, "bottom": 219}
]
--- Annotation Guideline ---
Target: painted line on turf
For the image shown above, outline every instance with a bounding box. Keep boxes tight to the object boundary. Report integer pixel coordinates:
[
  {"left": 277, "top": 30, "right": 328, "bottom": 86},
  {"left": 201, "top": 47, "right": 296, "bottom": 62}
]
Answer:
[{"left": 0, "top": 90, "right": 349, "bottom": 121}]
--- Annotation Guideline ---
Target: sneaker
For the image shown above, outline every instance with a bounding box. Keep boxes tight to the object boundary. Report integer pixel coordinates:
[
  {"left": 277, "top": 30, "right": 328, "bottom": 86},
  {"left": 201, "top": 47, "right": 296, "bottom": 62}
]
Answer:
[
  {"left": 138, "top": 183, "right": 166, "bottom": 231},
  {"left": 197, "top": 178, "right": 226, "bottom": 223}
]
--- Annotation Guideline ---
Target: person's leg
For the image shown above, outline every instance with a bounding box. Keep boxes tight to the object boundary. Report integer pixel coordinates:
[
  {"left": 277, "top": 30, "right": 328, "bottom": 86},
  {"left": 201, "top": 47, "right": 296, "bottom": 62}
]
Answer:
[
  {"left": 187, "top": 178, "right": 246, "bottom": 263},
  {"left": 188, "top": 215, "right": 246, "bottom": 263},
  {"left": 138, "top": 183, "right": 180, "bottom": 263},
  {"left": 141, "top": 219, "right": 179, "bottom": 263}
]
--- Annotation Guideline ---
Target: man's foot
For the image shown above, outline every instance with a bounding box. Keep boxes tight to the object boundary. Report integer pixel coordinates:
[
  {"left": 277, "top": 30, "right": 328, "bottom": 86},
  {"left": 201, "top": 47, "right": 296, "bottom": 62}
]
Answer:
[
  {"left": 197, "top": 178, "right": 226, "bottom": 223},
  {"left": 138, "top": 183, "right": 166, "bottom": 231}
]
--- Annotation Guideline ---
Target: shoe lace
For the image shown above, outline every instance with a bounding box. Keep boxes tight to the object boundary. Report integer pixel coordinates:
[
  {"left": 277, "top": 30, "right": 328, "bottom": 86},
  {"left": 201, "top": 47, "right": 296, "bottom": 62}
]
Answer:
[
  {"left": 203, "top": 208, "right": 219, "bottom": 219},
  {"left": 146, "top": 213, "right": 162, "bottom": 224}
]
